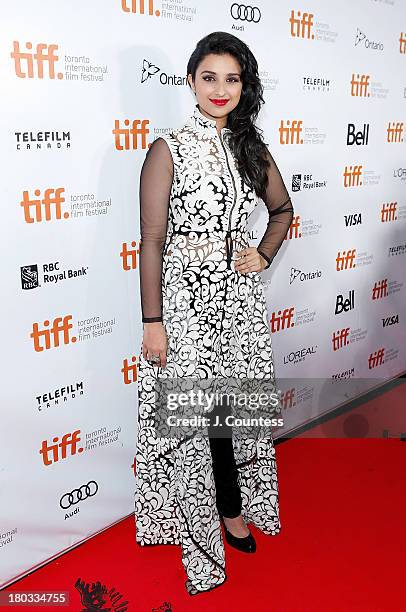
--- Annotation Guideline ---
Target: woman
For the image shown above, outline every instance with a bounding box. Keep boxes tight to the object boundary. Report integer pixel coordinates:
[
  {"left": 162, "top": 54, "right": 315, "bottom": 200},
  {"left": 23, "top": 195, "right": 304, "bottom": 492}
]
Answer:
[{"left": 135, "top": 31, "right": 294, "bottom": 595}]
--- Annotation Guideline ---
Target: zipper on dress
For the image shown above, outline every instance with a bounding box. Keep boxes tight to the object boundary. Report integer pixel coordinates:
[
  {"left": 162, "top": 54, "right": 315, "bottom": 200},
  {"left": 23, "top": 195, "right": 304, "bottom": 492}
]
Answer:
[{"left": 219, "top": 131, "right": 237, "bottom": 270}]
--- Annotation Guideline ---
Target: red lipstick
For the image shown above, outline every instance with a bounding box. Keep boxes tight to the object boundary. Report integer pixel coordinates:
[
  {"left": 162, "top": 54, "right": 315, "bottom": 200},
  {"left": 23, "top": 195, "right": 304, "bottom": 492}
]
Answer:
[{"left": 210, "top": 99, "right": 229, "bottom": 106}]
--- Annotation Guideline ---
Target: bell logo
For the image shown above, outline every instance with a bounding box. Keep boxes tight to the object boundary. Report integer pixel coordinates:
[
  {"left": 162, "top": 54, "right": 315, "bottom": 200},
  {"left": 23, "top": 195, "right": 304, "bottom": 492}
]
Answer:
[
  {"left": 21, "top": 188, "right": 67, "bottom": 223},
  {"left": 11, "top": 41, "right": 63, "bottom": 79},
  {"left": 39, "top": 430, "right": 83, "bottom": 466},
  {"left": 400, "top": 32, "right": 406, "bottom": 54},
  {"left": 381, "top": 202, "right": 397, "bottom": 222},
  {"left": 284, "top": 215, "right": 301, "bottom": 240},
  {"left": 350, "top": 73, "right": 370, "bottom": 97},
  {"left": 113, "top": 119, "right": 150, "bottom": 150},
  {"left": 279, "top": 119, "right": 303, "bottom": 145},
  {"left": 332, "top": 328, "right": 350, "bottom": 351},
  {"left": 372, "top": 279, "right": 388, "bottom": 300},
  {"left": 336, "top": 249, "right": 356, "bottom": 271},
  {"left": 343, "top": 165, "right": 363, "bottom": 187},
  {"left": 30, "top": 315, "right": 76, "bottom": 352},
  {"left": 122, "top": 355, "right": 138, "bottom": 384},
  {"left": 121, "top": 0, "right": 161, "bottom": 16},
  {"left": 270, "top": 307, "right": 295, "bottom": 333},
  {"left": 289, "top": 10, "right": 314, "bottom": 39},
  {"left": 387, "top": 122, "right": 404, "bottom": 143},
  {"left": 121, "top": 241, "right": 140, "bottom": 270}
]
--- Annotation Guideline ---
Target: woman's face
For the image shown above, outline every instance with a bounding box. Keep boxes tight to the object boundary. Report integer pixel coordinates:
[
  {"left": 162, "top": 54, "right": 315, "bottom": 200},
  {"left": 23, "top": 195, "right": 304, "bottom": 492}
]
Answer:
[{"left": 188, "top": 53, "right": 243, "bottom": 124}]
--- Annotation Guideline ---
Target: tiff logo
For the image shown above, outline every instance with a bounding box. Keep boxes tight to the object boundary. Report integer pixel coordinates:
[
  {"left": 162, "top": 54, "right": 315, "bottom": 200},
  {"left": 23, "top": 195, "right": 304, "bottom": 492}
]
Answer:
[
  {"left": 372, "top": 279, "right": 388, "bottom": 300},
  {"left": 121, "top": 0, "right": 161, "bottom": 16},
  {"left": 399, "top": 32, "right": 406, "bottom": 54},
  {"left": 380, "top": 202, "right": 397, "bottom": 222},
  {"left": 332, "top": 327, "right": 350, "bottom": 351},
  {"left": 279, "top": 120, "right": 303, "bottom": 145},
  {"left": 39, "top": 430, "right": 83, "bottom": 466},
  {"left": 122, "top": 355, "right": 138, "bottom": 384},
  {"left": 350, "top": 73, "right": 370, "bottom": 97},
  {"left": 343, "top": 165, "right": 363, "bottom": 187},
  {"left": 113, "top": 119, "right": 150, "bottom": 150},
  {"left": 386, "top": 122, "right": 404, "bottom": 143},
  {"left": 368, "top": 348, "right": 385, "bottom": 369},
  {"left": 121, "top": 241, "right": 141, "bottom": 270},
  {"left": 289, "top": 10, "right": 314, "bottom": 39},
  {"left": 270, "top": 307, "right": 295, "bottom": 333},
  {"left": 281, "top": 388, "right": 295, "bottom": 409},
  {"left": 30, "top": 315, "right": 76, "bottom": 352},
  {"left": 284, "top": 215, "right": 301, "bottom": 240},
  {"left": 336, "top": 249, "right": 356, "bottom": 271},
  {"left": 11, "top": 42, "right": 63, "bottom": 80},
  {"left": 21, "top": 188, "right": 66, "bottom": 223}
]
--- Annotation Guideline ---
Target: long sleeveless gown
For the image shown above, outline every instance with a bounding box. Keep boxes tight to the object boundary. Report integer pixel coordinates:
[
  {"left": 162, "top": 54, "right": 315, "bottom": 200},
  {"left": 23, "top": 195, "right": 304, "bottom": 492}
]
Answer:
[{"left": 135, "top": 104, "right": 294, "bottom": 595}]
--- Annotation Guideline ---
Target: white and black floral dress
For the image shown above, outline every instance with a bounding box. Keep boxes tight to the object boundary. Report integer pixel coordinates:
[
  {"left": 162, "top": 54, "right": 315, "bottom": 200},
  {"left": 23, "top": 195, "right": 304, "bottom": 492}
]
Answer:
[{"left": 135, "top": 104, "right": 294, "bottom": 595}]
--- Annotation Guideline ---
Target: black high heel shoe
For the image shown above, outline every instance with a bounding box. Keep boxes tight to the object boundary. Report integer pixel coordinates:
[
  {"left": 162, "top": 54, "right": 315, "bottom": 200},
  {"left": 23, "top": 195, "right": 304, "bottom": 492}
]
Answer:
[{"left": 220, "top": 515, "right": 256, "bottom": 553}]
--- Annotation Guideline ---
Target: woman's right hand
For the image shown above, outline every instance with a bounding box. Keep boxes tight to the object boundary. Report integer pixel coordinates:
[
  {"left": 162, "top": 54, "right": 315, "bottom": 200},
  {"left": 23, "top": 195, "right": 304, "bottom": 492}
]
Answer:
[{"left": 142, "top": 322, "right": 168, "bottom": 368}]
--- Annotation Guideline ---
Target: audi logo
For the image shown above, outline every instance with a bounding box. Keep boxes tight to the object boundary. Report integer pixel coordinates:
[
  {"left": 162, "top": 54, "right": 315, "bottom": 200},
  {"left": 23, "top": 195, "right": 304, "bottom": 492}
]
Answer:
[
  {"left": 60, "top": 481, "right": 98, "bottom": 509},
  {"left": 230, "top": 3, "right": 261, "bottom": 23}
]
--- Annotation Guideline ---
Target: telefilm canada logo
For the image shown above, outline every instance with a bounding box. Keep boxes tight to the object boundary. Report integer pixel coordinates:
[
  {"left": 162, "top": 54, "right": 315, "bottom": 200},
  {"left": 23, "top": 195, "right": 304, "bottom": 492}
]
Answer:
[
  {"left": 35, "top": 381, "right": 84, "bottom": 412},
  {"left": 14, "top": 129, "right": 71, "bottom": 151}
]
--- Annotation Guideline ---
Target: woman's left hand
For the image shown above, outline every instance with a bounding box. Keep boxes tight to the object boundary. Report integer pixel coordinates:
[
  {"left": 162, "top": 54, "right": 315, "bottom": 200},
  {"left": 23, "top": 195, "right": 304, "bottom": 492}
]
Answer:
[{"left": 234, "top": 247, "right": 268, "bottom": 274}]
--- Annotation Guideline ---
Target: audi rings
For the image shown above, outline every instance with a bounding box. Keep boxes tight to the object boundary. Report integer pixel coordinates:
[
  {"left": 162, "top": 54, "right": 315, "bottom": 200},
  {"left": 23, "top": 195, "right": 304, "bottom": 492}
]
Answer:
[
  {"left": 59, "top": 481, "right": 98, "bottom": 509},
  {"left": 230, "top": 3, "right": 261, "bottom": 23}
]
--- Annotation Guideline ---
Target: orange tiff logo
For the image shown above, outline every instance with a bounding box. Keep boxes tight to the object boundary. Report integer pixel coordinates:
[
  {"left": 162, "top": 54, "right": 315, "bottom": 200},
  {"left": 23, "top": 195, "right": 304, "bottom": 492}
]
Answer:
[
  {"left": 386, "top": 122, "right": 404, "bottom": 143},
  {"left": 343, "top": 165, "right": 363, "bottom": 187},
  {"left": 30, "top": 315, "right": 76, "bottom": 352},
  {"left": 121, "top": 241, "right": 140, "bottom": 270},
  {"left": 39, "top": 430, "right": 83, "bottom": 466},
  {"left": 11, "top": 41, "right": 63, "bottom": 79},
  {"left": 284, "top": 215, "right": 301, "bottom": 240},
  {"left": 113, "top": 119, "right": 150, "bottom": 150},
  {"left": 20, "top": 188, "right": 67, "bottom": 223},
  {"left": 372, "top": 279, "right": 388, "bottom": 300},
  {"left": 368, "top": 348, "right": 385, "bottom": 369},
  {"left": 336, "top": 249, "right": 356, "bottom": 271},
  {"left": 332, "top": 328, "right": 350, "bottom": 351},
  {"left": 121, "top": 0, "right": 161, "bottom": 16},
  {"left": 381, "top": 202, "right": 397, "bottom": 222},
  {"left": 399, "top": 32, "right": 406, "bottom": 54},
  {"left": 279, "top": 120, "right": 303, "bottom": 144},
  {"left": 350, "top": 73, "right": 370, "bottom": 97},
  {"left": 270, "top": 307, "right": 295, "bottom": 333},
  {"left": 289, "top": 10, "right": 314, "bottom": 39},
  {"left": 122, "top": 356, "right": 138, "bottom": 384}
]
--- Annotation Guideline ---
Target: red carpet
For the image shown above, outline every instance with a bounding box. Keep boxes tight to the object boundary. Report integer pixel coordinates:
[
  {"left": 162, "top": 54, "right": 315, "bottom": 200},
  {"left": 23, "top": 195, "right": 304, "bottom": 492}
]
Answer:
[{"left": 3, "top": 383, "right": 405, "bottom": 611}]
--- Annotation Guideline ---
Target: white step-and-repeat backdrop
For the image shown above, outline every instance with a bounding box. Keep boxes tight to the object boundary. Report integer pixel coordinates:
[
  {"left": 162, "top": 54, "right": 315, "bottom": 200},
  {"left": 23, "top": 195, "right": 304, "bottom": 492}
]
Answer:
[{"left": 1, "top": 0, "right": 405, "bottom": 589}]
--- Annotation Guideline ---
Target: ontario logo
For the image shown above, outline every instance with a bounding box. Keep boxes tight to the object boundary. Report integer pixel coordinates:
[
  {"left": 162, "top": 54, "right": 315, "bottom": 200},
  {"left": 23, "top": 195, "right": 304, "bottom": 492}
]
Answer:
[{"left": 141, "top": 58, "right": 187, "bottom": 86}]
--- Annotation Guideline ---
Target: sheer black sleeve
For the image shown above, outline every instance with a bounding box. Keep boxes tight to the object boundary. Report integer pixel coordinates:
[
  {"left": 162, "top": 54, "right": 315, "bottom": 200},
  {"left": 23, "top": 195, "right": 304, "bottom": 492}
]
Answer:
[
  {"left": 139, "top": 137, "right": 173, "bottom": 323},
  {"left": 257, "top": 148, "right": 294, "bottom": 270}
]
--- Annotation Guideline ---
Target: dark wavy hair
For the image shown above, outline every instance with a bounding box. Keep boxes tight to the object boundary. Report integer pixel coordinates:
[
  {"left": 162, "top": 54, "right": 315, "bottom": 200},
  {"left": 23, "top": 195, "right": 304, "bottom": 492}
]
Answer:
[{"left": 186, "top": 31, "right": 270, "bottom": 201}]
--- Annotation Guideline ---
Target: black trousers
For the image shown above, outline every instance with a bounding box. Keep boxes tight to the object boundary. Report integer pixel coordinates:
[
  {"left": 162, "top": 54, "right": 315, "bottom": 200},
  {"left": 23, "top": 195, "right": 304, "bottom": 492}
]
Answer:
[{"left": 207, "top": 396, "right": 242, "bottom": 519}]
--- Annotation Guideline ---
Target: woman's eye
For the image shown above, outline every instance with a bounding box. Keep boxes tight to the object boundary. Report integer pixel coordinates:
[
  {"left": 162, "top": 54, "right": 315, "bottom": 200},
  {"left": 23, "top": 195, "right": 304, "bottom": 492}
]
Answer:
[{"left": 202, "top": 76, "right": 240, "bottom": 83}]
